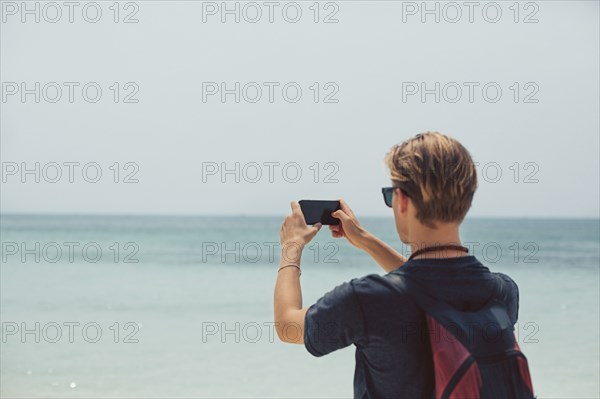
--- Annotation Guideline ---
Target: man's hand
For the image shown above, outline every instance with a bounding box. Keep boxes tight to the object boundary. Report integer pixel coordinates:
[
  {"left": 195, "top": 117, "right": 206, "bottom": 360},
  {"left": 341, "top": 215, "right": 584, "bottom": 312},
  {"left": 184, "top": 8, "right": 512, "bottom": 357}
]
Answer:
[
  {"left": 329, "top": 199, "right": 371, "bottom": 250},
  {"left": 330, "top": 198, "right": 407, "bottom": 272},
  {"left": 280, "top": 201, "right": 322, "bottom": 249}
]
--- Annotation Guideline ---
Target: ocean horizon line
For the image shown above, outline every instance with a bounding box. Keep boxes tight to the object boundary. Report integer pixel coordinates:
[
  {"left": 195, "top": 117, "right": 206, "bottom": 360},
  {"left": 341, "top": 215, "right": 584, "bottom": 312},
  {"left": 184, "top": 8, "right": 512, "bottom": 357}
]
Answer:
[{"left": 1, "top": 212, "right": 599, "bottom": 221}]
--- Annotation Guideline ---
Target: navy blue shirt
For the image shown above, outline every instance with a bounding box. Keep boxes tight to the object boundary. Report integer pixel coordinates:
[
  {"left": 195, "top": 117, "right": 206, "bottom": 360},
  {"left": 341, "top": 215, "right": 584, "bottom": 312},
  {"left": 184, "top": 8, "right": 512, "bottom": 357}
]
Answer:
[{"left": 303, "top": 256, "right": 519, "bottom": 399}]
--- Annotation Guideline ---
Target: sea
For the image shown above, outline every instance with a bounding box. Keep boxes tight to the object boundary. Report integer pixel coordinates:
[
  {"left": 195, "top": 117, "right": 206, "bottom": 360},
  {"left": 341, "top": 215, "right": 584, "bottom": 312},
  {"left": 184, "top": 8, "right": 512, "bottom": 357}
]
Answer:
[{"left": 1, "top": 215, "right": 598, "bottom": 398}]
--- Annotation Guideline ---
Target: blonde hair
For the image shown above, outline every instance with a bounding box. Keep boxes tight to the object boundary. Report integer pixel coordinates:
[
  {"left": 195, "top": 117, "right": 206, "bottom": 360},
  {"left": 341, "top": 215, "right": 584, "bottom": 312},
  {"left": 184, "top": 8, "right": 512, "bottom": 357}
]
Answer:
[{"left": 384, "top": 131, "right": 478, "bottom": 227}]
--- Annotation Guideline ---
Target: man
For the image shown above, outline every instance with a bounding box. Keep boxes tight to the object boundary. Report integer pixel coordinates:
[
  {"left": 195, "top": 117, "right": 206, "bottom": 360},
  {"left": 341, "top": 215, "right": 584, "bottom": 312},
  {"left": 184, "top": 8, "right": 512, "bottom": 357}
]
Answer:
[{"left": 273, "top": 132, "right": 520, "bottom": 398}]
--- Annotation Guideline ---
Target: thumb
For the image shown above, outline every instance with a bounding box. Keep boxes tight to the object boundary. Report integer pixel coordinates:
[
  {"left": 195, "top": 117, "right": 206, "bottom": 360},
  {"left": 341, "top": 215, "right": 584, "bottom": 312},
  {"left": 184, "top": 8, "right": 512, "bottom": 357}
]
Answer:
[
  {"left": 332, "top": 210, "right": 350, "bottom": 222},
  {"left": 309, "top": 222, "right": 322, "bottom": 238}
]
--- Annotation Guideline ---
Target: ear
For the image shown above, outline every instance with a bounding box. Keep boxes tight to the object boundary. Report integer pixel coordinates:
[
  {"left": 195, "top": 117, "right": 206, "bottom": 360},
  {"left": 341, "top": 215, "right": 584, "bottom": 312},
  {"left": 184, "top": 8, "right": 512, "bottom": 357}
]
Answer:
[{"left": 395, "top": 188, "right": 410, "bottom": 214}]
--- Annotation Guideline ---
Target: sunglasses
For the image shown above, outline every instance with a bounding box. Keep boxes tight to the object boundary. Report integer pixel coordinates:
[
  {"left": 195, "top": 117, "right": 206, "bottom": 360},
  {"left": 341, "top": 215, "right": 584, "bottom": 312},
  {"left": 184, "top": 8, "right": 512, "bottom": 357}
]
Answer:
[{"left": 381, "top": 187, "right": 409, "bottom": 208}]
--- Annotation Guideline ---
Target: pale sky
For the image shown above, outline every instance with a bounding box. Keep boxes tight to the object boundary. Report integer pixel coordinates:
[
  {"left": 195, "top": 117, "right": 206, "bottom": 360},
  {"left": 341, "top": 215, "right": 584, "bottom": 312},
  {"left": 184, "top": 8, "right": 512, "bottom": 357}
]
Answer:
[{"left": 1, "top": 1, "right": 598, "bottom": 218}]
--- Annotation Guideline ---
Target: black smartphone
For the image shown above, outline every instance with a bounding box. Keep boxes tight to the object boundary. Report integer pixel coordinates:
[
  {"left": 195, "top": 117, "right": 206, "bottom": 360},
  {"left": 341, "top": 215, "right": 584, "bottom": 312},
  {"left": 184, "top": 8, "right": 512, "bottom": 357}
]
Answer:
[{"left": 299, "top": 200, "right": 341, "bottom": 226}]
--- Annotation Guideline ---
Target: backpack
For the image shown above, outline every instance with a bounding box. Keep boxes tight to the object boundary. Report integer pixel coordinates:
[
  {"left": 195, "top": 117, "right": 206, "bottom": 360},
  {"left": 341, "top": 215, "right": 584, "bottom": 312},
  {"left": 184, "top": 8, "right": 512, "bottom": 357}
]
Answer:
[{"left": 391, "top": 271, "right": 534, "bottom": 399}]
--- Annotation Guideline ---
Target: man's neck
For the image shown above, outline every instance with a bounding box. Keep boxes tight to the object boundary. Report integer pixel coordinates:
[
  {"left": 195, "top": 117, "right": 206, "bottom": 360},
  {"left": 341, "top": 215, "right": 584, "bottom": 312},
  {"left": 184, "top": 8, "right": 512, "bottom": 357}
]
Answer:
[{"left": 407, "top": 222, "right": 464, "bottom": 260}]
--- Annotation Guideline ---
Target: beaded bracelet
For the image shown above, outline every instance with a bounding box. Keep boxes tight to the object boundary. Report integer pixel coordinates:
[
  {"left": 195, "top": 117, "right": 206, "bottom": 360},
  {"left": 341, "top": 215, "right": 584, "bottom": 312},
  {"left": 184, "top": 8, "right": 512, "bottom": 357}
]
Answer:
[{"left": 278, "top": 264, "right": 301, "bottom": 276}]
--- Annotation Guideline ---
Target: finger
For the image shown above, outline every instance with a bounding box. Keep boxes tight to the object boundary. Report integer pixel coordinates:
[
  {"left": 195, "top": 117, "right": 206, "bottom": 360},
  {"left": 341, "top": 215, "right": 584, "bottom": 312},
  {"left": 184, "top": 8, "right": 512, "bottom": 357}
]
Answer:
[
  {"left": 314, "top": 223, "right": 323, "bottom": 232},
  {"left": 332, "top": 209, "right": 350, "bottom": 222},
  {"left": 338, "top": 199, "right": 356, "bottom": 218},
  {"left": 290, "top": 201, "right": 302, "bottom": 215},
  {"left": 329, "top": 225, "right": 340, "bottom": 232}
]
